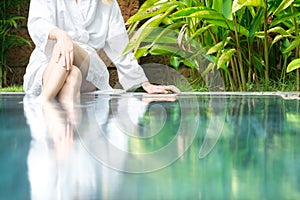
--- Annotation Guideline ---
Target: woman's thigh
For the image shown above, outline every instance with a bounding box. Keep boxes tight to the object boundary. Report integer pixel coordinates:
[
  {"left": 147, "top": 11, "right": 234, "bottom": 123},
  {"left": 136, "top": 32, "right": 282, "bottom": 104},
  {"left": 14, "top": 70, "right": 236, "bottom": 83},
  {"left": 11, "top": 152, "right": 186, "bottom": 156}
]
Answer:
[
  {"left": 73, "top": 43, "right": 90, "bottom": 79},
  {"left": 73, "top": 43, "right": 98, "bottom": 92}
]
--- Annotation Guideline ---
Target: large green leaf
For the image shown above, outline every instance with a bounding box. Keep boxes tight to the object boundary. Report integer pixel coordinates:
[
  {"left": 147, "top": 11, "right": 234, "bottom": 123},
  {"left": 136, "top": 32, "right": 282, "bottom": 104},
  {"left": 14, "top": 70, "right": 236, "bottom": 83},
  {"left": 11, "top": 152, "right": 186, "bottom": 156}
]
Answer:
[
  {"left": 273, "top": 0, "right": 294, "bottom": 16},
  {"left": 248, "top": 7, "right": 263, "bottom": 43},
  {"left": 190, "top": 24, "right": 216, "bottom": 40},
  {"left": 171, "top": 7, "right": 208, "bottom": 18},
  {"left": 267, "top": 27, "right": 292, "bottom": 47},
  {"left": 206, "top": 19, "right": 249, "bottom": 36},
  {"left": 171, "top": 7, "right": 226, "bottom": 21},
  {"left": 126, "top": 2, "right": 182, "bottom": 24},
  {"left": 287, "top": 58, "right": 300, "bottom": 73},
  {"left": 213, "top": 0, "right": 233, "bottom": 20},
  {"left": 268, "top": 26, "right": 291, "bottom": 36},
  {"left": 270, "top": 12, "right": 300, "bottom": 27},
  {"left": 149, "top": 44, "right": 187, "bottom": 57},
  {"left": 217, "top": 49, "right": 236, "bottom": 69},
  {"left": 123, "top": 6, "right": 177, "bottom": 55},
  {"left": 134, "top": 45, "right": 151, "bottom": 59},
  {"left": 207, "top": 37, "right": 231, "bottom": 54},
  {"left": 255, "top": 27, "right": 291, "bottom": 38},
  {"left": 232, "top": 0, "right": 266, "bottom": 13},
  {"left": 190, "top": 10, "right": 227, "bottom": 20},
  {"left": 139, "top": 0, "right": 166, "bottom": 11},
  {"left": 282, "top": 38, "right": 300, "bottom": 54}
]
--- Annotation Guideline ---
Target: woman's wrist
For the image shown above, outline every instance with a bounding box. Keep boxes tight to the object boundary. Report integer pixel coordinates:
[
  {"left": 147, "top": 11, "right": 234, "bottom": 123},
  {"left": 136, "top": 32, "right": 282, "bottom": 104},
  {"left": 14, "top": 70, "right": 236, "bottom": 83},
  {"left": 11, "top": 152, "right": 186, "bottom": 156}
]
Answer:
[
  {"left": 142, "top": 81, "right": 151, "bottom": 87},
  {"left": 49, "top": 28, "right": 68, "bottom": 41},
  {"left": 141, "top": 81, "right": 151, "bottom": 90}
]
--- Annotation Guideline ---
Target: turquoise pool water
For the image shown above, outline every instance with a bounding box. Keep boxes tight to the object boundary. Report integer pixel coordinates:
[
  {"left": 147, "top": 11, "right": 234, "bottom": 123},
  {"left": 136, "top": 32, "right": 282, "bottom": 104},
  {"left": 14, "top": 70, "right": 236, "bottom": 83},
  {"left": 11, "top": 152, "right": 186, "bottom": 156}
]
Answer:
[{"left": 0, "top": 92, "right": 300, "bottom": 199}]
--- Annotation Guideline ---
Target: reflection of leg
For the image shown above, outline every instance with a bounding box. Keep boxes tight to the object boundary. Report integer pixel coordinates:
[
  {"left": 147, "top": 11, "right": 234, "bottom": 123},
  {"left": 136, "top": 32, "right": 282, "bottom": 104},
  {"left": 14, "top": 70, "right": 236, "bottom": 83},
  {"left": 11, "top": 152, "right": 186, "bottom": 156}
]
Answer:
[
  {"left": 42, "top": 101, "right": 74, "bottom": 161},
  {"left": 61, "top": 100, "right": 82, "bottom": 127}
]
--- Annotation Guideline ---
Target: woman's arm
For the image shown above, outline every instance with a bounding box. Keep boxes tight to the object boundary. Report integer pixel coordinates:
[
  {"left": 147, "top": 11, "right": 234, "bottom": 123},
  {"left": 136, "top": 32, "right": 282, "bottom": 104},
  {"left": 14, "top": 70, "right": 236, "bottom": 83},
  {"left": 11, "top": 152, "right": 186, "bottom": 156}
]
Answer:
[
  {"left": 27, "top": 0, "right": 57, "bottom": 53},
  {"left": 103, "top": 1, "right": 180, "bottom": 93}
]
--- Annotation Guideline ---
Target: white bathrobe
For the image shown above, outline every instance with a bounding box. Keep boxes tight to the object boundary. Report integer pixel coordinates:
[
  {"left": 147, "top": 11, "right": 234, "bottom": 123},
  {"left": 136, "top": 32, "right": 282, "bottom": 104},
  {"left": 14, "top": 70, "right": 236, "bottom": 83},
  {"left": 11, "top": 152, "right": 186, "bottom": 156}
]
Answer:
[{"left": 23, "top": 0, "right": 148, "bottom": 95}]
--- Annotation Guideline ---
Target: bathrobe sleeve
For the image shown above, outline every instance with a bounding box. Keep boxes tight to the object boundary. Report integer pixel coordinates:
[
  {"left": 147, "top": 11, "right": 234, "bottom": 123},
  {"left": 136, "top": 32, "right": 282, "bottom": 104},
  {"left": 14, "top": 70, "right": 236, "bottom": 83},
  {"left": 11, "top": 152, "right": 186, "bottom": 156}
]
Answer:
[
  {"left": 103, "top": 1, "right": 149, "bottom": 91},
  {"left": 27, "top": 0, "right": 58, "bottom": 55}
]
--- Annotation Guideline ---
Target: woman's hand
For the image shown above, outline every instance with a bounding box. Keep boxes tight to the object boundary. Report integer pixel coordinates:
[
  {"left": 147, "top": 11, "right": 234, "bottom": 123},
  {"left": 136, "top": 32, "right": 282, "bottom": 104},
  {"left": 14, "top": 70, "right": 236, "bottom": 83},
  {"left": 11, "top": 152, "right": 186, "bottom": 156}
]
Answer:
[
  {"left": 142, "top": 82, "right": 181, "bottom": 94},
  {"left": 49, "top": 28, "right": 74, "bottom": 71}
]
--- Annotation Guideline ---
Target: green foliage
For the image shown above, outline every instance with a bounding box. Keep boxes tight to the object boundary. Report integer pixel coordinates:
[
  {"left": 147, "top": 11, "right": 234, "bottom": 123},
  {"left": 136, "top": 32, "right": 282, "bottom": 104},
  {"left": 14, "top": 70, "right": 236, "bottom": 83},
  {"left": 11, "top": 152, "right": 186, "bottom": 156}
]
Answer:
[
  {"left": 125, "top": 0, "right": 300, "bottom": 91},
  {"left": 287, "top": 58, "right": 300, "bottom": 72},
  {"left": 0, "top": 0, "right": 31, "bottom": 88},
  {"left": 0, "top": 85, "right": 23, "bottom": 92}
]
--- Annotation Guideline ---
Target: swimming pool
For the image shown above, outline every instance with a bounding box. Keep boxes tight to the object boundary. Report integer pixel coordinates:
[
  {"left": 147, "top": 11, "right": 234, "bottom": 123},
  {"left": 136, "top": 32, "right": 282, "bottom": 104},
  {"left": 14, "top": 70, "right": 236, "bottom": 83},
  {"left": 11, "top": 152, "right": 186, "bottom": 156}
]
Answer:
[{"left": 0, "top": 92, "right": 300, "bottom": 199}]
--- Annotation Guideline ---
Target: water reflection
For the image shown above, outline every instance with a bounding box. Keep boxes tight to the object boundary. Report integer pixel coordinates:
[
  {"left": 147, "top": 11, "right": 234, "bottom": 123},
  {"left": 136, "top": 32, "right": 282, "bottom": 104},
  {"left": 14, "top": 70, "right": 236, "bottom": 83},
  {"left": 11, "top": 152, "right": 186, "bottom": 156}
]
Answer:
[
  {"left": 24, "top": 97, "right": 93, "bottom": 199},
  {"left": 21, "top": 94, "right": 300, "bottom": 199},
  {"left": 23, "top": 93, "right": 199, "bottom": 199},
  {"left": 76, "top": 93, "right": 200, "bottom": 173}
]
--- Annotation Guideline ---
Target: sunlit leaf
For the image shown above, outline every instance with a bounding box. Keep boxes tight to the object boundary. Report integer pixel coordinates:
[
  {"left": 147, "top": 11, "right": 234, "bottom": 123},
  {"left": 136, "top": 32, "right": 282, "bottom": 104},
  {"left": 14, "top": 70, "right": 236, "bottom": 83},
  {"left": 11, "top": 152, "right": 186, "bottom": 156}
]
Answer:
[
  {"left": 190, "top": 10, "right": 227, "bottom": 20},
  {"left": 139, "top": 0, "right": 162, "bottom": 11},
  {"left": 269, "top": 26, "right": 291, "bottom": 36},
  {"left": 171, "top": 7, "right": 226, "bottom": 21},
  {"left": 287, "top": 58, "right": 300, "bottom": 73},
  {"left": 134, "top": 46, "right": 150, "bottom": 58},
  {"left": 217, "top": 49, "right": 236, "bottom": 69},
  {"left": 171, "top": 7, "right": 208, "bottom": 19},
  {"left": 273, "top": 0, "right": 294, "bottom": 15},
  {"left": 270, "top": 12, "right": 300, "bottom": 27},
  {"left": 201, "top": 62, "right": 215, "bottom": 76},
  {"left": 149, "top": 44, "right": 178, "bottom": 56},
  {"left": 213, "top": 0, "right": 233, "bottom": 20},
  {"left": 207, "top": 37, "right": 231, "bottom": 54},
  {"left": 123, "top": 6, "right": 177, "bottom": 55},
  {"left": 126, "top": 2, "right": 182, "bottom": 24},
  {"left": 189, "top": 24, "right": 216, "bottom": 40},
  {"left": 232, "top": 0, "right": 266, "bottom": 13}
]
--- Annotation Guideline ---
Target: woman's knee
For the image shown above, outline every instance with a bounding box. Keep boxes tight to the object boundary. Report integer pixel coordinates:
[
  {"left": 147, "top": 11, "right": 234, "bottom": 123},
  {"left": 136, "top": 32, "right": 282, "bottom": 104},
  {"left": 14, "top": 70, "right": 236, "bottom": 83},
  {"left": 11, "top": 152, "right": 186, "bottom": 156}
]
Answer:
[{"left": 65, "top": 66, "right": 82, "bottom": 88}]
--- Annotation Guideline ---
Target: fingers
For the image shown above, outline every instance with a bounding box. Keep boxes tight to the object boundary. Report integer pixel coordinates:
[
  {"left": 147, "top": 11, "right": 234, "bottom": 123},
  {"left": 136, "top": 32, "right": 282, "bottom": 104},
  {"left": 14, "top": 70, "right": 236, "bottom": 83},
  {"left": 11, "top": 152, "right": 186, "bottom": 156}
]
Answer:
[
  {"left": 142, "top": 82, "right": 181, "bottom": 94},
  {"left": 69, "top": 50, "right": 74, "bottom": 70},
  {"left": 53, "top": 33, "right": 74, "bottom": 70},
  {"left": 161, "top": 85, "right": 181, "bottom": 94},
  {"left": 153, "top": 85, "right": 181, "bottom": 94},
  {"left": 148, "top": 85, "right": 181, "bottom": 94},
  {"left": 55, "top": 49, "right": 73, "bottom": 71},
  {"left": 65, "top": 50, "right": 73, "bottom": 71}
]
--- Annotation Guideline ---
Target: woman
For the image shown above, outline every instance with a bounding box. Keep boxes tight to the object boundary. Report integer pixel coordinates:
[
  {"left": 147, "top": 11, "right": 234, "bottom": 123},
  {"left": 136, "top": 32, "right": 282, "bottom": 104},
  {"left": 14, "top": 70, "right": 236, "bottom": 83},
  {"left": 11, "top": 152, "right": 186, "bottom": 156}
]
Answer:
[{"left": 23, "top": 0, "right": 180, "bottom": 103}]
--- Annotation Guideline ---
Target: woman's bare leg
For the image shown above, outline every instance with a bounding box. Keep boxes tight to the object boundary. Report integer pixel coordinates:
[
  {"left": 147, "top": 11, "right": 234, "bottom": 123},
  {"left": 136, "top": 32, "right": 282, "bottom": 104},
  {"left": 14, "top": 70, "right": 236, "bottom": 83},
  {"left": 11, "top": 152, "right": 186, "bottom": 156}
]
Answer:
[
  {"left": 73, "top": 43, "right": 89, "bottom": 79},
  {"left": 57, "top": 67, "right": 82, "bottom": 104},
  {"left": 57, "top": 43, "right": 93, "bottom": 103},
  {"left": 39, "top": 42, "right": 92, "bottom": 102},
  {"left": 72, "top": 43, "right": 97, "bottom": 93},
  {"left": 38, "top": 53, "right": 69, "bottom": 101}
]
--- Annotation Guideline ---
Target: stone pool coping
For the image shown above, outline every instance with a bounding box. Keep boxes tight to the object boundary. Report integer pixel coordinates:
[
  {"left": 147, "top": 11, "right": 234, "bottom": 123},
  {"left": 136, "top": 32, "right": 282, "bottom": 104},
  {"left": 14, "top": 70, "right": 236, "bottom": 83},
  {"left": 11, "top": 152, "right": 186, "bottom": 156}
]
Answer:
[{"left": 1, "top": 91, "right": 299, "bottom": 98}]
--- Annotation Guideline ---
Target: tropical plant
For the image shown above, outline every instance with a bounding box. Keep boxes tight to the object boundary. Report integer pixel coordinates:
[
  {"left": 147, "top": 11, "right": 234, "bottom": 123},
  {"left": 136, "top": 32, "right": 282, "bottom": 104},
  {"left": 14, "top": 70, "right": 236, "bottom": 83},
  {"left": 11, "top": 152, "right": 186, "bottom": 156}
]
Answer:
[
  {"left": 124, "top": 0, "right": 300, "bottom": 91},
  {"left": 0, "top": 0, "right": 31, "bottom": 88}
]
